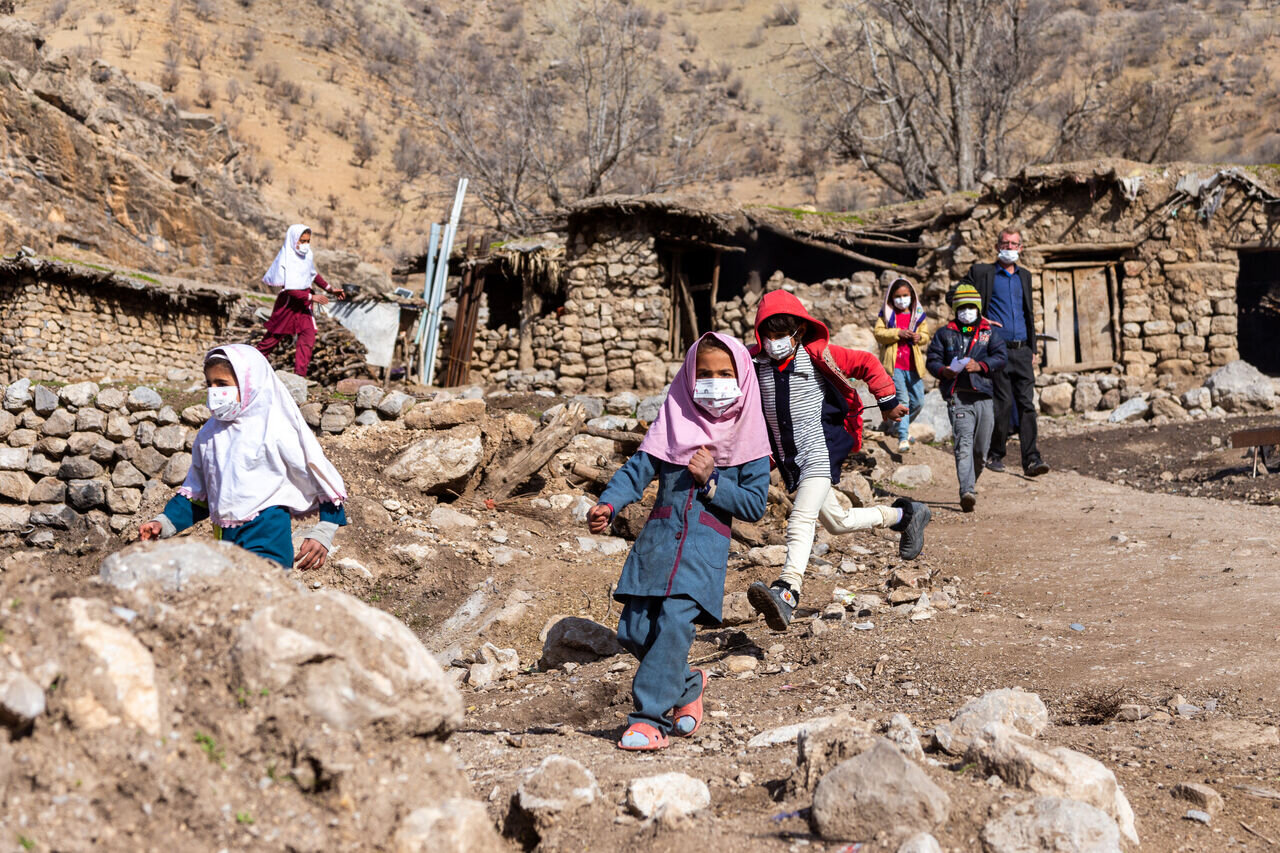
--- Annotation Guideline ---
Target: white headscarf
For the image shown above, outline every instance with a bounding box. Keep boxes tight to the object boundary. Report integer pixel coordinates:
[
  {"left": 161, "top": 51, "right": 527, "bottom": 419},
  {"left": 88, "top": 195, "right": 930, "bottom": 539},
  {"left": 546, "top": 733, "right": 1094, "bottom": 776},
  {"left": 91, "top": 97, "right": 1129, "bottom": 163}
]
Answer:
[
  {"left": 263, "top": 223, "right": 317, "bottom": 290},
  {"left": 179, "top": 344, "right": 346, "bottom": 527}
]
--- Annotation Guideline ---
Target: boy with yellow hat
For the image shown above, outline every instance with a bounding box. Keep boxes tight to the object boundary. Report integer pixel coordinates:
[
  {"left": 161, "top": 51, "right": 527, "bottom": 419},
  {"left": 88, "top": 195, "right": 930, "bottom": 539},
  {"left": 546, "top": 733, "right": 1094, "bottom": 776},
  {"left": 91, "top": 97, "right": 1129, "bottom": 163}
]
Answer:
[{"left": 925, "top": 284, "right": 1008, "bottom": 512}]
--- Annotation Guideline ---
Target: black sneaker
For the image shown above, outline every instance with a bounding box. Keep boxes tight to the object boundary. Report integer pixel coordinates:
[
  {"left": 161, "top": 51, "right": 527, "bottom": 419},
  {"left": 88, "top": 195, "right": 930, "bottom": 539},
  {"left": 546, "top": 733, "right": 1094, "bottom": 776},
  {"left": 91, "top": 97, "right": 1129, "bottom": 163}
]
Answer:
[
  {"left": 748, "top": 581, "right": 797, "bottom": 632},
  {"left": 960, "top": 492, "right": 977, "bottom": 513},
  {"left": 1024, "top": 460, "right": 1050, "bottom": 477},
  {"left": 986, "top": 456, "right": 1006, "bottom": 473},
  {"left": 890, "top": 498, "right": 931, "bottom": 560}
]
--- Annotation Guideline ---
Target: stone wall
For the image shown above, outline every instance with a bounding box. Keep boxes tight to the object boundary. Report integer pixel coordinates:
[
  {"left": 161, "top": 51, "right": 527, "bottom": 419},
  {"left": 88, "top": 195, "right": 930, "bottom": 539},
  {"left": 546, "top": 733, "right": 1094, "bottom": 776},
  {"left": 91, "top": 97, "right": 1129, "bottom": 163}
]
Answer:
[{"left": 0, "top": 275, "right": 229, "bottom": 384}]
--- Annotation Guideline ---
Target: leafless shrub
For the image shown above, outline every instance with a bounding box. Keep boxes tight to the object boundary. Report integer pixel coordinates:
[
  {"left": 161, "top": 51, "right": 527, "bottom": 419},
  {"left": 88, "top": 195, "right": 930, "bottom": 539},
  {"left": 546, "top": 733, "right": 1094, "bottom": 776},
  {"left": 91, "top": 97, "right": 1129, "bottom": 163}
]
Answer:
[
  {"left": 167, "top": 0, "right": 181, "bottom": 30},
  {"left": 276, "top": 79, "right": 304, "bottom": 104},
  {"left": 222, "top": 108, "right": 242, "bottom": 132},
  {"left": 744, "top": 25, "right": 764, "bottom": 48},
  {"left": 120, "top": 0, "right": 139, "bottom": 14},
  {"left": 116, "top": 29, "right": 141, "bottom": 58},
  {"left": 763, "top": 2, "right": 798, "bottom": 27},
  {"left": 44, "top": 0, "right": 69, "bottom": 25},
  {"left": 94, "top": 11, "right": 115, "bottom": 29},
  {"left": 498, "top": 7, "right": 523, "bottom": 32},
  {"left": 392, "top": 128, "right": 428, "bottom": 181},
  {"left": 224, "top": 77, "right": 241, "bottom": 104},
  {"left": 193, "top": 0, "right": 217, "bottom": 21},
  {"left": 160, "top": 66, "right": 181, "bottom": 92},
  {"left": 823, "top": 182, "right": 863, "bottom": 212},
  {"left": 163, "top": 38, "right": 182, "bottom": 66},
  {"left": 238, "top": 28, "right": 262, "bottom": 66},
  {"left": 186, "top": 33, "right": 208, "bottom": 69},
  {"left": 197, "top": 75, "right": 216, "bottom": 108},
  {"left": 256, "top": 61, "right": 281, "bottom": 88},
  {"left": 351, "top": 119, "right": 378, "bottom": 167},
  {"left": 326, "top": 62, "right": 341, "bottom": 83},
  {"left": 1072, "top": 689, "right": 1127, "bottom": 725}
]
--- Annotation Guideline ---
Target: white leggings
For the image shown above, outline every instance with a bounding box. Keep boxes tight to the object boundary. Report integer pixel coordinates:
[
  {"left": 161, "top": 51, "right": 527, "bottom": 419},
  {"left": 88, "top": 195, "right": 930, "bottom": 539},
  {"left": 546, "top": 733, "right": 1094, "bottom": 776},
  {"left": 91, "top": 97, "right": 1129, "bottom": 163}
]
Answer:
[{"left": 779, "top": 477, "right": 895, "bottom": 593}]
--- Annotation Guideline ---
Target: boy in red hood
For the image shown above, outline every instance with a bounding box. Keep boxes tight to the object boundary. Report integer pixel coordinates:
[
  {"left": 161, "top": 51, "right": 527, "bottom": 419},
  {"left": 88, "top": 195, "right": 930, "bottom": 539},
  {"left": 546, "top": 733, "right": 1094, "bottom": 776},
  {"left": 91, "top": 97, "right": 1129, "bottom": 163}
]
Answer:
[{"left": 746, "top": 290, "right": 932, "bottom": 631}]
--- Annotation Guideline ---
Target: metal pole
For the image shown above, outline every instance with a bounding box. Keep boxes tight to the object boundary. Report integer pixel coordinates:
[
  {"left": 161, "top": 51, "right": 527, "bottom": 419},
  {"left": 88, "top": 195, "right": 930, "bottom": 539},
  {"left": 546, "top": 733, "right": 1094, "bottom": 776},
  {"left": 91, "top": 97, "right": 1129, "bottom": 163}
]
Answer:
[{"left": 424, "top": 177, "right": 467, "bottom": 386}]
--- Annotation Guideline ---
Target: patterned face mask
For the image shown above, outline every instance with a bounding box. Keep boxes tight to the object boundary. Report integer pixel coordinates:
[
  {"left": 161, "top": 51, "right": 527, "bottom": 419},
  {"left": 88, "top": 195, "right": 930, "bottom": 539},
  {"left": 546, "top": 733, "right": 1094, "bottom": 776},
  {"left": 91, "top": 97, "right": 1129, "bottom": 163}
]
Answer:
[
  {"left": 692, "top": 377, "right": 741, "bottom": 417},
  {"left": 764, "top": 334, "right": 797, "bottom": 361},
  {"left": 207, "top": 386, "right": 242, "bottom": 421}
]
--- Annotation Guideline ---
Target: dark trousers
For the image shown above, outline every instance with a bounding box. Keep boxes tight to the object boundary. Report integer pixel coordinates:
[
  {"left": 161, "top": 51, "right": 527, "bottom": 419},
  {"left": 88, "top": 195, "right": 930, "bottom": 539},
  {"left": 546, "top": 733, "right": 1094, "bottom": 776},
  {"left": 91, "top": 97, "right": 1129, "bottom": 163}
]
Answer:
[
  {"left": 256, "top": 327, "right": 316, "bottom": 377},
  {"left": 990, "top": 345, "right": 1040, "bottom": 467},
  {"left": 616, "top": 595, "right": 704, "bottom": 735}
]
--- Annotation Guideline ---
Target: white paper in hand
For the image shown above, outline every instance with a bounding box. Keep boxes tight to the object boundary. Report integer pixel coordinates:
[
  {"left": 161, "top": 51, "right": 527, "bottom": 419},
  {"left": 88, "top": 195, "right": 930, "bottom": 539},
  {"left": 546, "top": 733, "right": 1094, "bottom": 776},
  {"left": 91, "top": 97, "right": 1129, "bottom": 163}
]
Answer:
[{"left": 948, "top": 356, "right": 971, "bottom": 373}]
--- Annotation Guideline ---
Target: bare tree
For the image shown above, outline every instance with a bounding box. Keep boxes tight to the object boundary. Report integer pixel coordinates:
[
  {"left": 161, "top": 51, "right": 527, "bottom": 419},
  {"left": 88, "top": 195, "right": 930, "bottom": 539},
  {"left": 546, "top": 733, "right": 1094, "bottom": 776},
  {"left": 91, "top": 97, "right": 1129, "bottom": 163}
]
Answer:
[
  {"left": 416, "top": 0, "right": 727, "bottom": 234},
  {"left": 798, "top": 0, "right": 1053, "bottom": 198}
]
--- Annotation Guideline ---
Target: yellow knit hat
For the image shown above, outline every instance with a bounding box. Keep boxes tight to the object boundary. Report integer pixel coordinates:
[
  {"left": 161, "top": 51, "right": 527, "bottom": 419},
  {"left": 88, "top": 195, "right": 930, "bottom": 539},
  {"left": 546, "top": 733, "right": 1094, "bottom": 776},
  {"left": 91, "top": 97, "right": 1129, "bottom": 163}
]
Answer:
[{"left": 952, "top": 283, "right": 982, "bottom": 309}]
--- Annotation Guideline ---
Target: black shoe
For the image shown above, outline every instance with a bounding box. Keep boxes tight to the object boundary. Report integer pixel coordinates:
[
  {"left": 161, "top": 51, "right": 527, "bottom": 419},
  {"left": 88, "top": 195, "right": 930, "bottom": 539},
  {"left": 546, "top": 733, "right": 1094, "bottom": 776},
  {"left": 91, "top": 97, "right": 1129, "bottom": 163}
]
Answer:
[
  {"left": 1024, "top": 460, "right": 1050, "bottom": 477},
  {"left": 960, "top": 492, "right": 977, "bottom": 513},
  {"left": 890, "top": 498, "right": 931, "bottom": 560},
  {"left": 748, "top": 581, "right": 797, "bottom": 632},
  {"left": 986, "top": 456, "right": 1006, "bottom": 473}
]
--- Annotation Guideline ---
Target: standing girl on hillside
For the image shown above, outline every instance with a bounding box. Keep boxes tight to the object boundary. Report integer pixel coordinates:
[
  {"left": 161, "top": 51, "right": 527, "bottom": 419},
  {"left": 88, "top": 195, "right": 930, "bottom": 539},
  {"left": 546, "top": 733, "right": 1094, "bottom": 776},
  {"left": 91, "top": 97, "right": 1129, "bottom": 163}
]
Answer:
[
  {"left": 586, "top": 332, "right": 771, "bottom": 751},
  {"left": 873, "top": 276, "right": 931, "bottom": 455},
  {"left": 256, "top": 223, "right": 346, "bottom": 377},
  {"left": 139, "top": 344, "right": 348, "bottom": 570}
]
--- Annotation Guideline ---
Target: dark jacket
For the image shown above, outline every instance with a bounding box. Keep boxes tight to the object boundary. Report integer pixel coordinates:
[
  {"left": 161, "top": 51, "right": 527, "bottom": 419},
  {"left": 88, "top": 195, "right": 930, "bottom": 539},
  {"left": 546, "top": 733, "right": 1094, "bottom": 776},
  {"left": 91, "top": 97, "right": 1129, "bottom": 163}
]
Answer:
[
  {"left": 925, "top": 318, "right": 1008, "bottom": 400},
  {"left": 599, "top": 451, "right": 770, "bottom": 623},
  {"left": 956, "top": 263, "right": 1037, "bottom": 342}
]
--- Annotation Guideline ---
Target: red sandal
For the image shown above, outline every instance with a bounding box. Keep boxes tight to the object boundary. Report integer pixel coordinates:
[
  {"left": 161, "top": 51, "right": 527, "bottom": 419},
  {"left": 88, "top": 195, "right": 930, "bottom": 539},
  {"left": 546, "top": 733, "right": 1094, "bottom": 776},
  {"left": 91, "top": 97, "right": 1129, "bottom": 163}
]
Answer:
[
  {"left": 672, "top": 668, "right": 708, "bottom": 737},
  {"left": 618, "top": 721, "right": 669, "bottom": 751}
]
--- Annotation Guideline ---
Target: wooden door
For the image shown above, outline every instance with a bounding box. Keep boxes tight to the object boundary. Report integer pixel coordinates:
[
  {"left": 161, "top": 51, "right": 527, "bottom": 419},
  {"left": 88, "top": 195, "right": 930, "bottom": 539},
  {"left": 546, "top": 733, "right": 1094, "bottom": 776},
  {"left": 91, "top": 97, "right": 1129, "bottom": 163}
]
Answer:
[
  {"left": 1041, "top": 270, "right": 1074, "bottom": 367},
  {"left": 1073, "top": 266, "right": 1112, "bottom": 363}
]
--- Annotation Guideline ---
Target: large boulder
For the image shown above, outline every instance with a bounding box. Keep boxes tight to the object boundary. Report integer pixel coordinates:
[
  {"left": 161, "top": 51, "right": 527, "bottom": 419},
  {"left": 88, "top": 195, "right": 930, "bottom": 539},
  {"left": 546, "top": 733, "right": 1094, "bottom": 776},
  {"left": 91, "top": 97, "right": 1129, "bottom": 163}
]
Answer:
[
  {"left": 810, "top": 738, "right": 950, "bottom": 843},
  {"left": 981, "top": 797, "right": 1121, "bottom": 853},
  {"left": 384, "top": 424, "right": 485, "bottom": 495},
  {"left": 1039, "top": 383, "right": 1073, "bottom": 416},
  {"left": 62, "top": 597, "right": 161, "bottom": 736},
  {"left": 966, "top": 723, "right": 1137, "bottom": 845},
  {"left": 915, "top": 390, "right": 952, "bottom": 443},
  {"left": 233, "top": 589, "right": 464, "bottom": 737},
  {"left": 515, "top": 755, "right": 601, "bottom": 827},
  {"left": 626, "top": 772, "right": 710, "bottom": 819},
  {"left": 932, "top": 687, "right": 1048, "bottom": 755},
  {"left": 404, "top": 398, "right": 487, "bottom": 430},
  {"left": 276, "top": 370, "right": 309, "bottom": 405},
  {"left": 391, "top": 799, "right": 505, "bottom": 853},
  {"left": 539, "top": 617, "right": 623, "bottom": 669},
  {"left": 1205, "top": 360, "right": 1276, "bottom": 412},
  {"left": 792, "top": 712, "right": 876, "bottom": 793}
]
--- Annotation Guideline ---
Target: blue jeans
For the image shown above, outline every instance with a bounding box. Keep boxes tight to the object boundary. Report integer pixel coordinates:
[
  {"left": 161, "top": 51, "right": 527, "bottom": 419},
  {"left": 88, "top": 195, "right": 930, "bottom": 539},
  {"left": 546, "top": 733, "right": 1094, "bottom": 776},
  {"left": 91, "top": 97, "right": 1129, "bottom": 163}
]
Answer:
[
  {"left": 893, "top": 367, "right": 925, "bottom": 440},
  {"left": 948, "top": 394, "right": 993, "bottom": 496},
  {"left": 616, "top": 595, "right": 705, "bottom": 735}
]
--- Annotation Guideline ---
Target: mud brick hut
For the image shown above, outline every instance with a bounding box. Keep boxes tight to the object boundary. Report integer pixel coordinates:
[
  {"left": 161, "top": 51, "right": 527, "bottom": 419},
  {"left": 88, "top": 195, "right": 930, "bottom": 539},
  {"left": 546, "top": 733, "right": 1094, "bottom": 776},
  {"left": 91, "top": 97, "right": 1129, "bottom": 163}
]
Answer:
[{"left": 441, "top": 160, "right": 1279, "bottom": 393}]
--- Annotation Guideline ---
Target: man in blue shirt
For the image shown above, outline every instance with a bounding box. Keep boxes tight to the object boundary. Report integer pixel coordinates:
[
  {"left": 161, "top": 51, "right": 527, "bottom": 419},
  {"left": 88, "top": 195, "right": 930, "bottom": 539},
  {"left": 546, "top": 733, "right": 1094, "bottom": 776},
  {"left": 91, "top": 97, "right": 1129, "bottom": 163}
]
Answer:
[{"left": 954, "top": 228, "right": 1050, "bottom": 477}]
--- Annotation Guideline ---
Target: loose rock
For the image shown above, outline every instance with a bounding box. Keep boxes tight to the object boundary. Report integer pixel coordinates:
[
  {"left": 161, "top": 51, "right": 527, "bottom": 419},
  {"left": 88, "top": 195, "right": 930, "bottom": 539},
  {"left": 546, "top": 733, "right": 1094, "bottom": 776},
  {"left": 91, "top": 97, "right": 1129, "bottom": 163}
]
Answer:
[
  {"left": 626, "top": 772, "right": 710, "bottom": 819},
  {"left": 981, "top": 797, "right": 1121, "bottom": 853},
  {"left": 540, "top": 617, "right": 623, "bottom": 669},
  {"left": 810, "top": 738, "right": 950, "bottom": 843}
]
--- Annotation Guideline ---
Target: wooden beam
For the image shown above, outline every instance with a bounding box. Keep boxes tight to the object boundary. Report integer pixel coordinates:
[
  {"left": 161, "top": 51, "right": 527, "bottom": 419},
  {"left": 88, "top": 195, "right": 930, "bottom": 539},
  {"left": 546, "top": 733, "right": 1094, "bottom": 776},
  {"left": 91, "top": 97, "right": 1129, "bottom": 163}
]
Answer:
[
  {"left": 656, "top": 235, "right": 746, "bottom": 254},
  {"left": 1230, "top": 427, "right": 1280, "bottom": 449},
  {"left": 1030, "top": 241, "right": 1139, "bottom": 255},
  {"left": 480, "top": 403, "right": 587, "bottom": 499},
  {"left": 581, "top": 425, "right": 644, "bottom": 445},
  {"left": 1041, "top": 360, "right": 1117, "bottom": 374},
  {"left": 756, "top": 223, "right": 925, "bottom": 277},
  {"left": 1106, "top": 265, "right": 1121, "bottom": 364}
]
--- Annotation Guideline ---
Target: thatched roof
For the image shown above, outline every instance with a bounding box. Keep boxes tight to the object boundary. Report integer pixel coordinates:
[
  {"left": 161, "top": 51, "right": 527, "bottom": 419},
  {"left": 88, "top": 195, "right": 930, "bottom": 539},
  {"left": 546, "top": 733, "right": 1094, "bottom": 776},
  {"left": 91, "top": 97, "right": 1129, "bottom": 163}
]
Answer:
[{"left": 568, "top": 193, "right": 744, "bottom": 239}]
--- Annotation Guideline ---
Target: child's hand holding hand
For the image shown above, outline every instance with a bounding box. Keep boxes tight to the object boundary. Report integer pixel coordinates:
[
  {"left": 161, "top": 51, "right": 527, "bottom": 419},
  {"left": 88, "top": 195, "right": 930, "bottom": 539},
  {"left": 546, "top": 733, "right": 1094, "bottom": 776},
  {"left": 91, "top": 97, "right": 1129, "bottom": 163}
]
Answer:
[
  {"left": 688, "top": 447, "right": 714, "bottom": 486},
  {"left": 897, "top": 329, "right": 917, "bottom": 343},
  {"left": 964, "top": 360, "right": 983, "bottom": 372},
  {"left": 586, "top": 504, "right": 612, "bottom": 534},
  {"left": 138, "top": 521, "right": 162, "bottom": 541}
]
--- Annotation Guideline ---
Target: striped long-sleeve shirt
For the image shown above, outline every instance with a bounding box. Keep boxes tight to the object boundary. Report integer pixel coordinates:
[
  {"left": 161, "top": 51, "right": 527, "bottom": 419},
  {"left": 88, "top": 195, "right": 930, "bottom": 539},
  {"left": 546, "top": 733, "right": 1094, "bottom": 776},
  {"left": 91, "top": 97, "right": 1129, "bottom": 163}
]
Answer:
[{"left": 755, "top": 347, "right": 854, "bottom": 492}]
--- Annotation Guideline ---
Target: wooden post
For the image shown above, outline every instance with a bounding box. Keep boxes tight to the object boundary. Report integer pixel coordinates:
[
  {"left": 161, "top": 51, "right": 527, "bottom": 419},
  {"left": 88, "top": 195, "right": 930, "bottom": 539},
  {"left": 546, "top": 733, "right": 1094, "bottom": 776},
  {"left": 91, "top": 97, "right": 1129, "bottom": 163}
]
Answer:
[
  {"left": 457, "top": 235, "right": 487, "bottom": 385},
  {"left": 445, "top": 234, "right": 479, "bottom": 386},
  {"left": 1106, "top": 265, "right": 1121, "bottom": 363},
  {"left": 709, "top": 249, "right": 722, "bottom": 330}
]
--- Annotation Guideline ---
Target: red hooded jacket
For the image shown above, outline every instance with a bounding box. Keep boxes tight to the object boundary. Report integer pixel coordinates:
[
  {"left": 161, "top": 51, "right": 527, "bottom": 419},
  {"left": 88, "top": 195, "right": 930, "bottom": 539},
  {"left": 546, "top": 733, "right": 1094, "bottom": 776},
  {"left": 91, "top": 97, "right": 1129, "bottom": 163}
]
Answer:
[{"left": 749, "top": 290, "right": 900, "bottom": 453}]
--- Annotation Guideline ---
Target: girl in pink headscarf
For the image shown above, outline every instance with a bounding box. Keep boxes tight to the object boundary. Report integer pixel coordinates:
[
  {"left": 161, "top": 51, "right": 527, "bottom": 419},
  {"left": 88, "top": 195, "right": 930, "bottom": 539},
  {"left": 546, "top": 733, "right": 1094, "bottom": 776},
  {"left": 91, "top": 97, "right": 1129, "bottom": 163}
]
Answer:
[{"left": 586, "top": 332, "right": 771, "bottom": 752}]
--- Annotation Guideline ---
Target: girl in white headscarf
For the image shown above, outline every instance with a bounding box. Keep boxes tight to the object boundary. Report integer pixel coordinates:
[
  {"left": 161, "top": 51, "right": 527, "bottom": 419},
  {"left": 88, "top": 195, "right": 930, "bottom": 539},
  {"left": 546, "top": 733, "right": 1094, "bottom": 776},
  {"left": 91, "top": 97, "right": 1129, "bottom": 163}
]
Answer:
[
  {"left": 256, "top": 224, "right": 345, "bottom": 377},
  {"left": 139, "top": 344, "right": 348, "bottom": 570}
]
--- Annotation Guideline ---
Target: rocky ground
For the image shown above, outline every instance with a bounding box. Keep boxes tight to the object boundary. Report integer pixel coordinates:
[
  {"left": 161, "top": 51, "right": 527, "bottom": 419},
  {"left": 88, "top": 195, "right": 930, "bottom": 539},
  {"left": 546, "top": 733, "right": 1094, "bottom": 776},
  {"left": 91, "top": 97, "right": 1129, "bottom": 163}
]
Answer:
[{"left": 2, "top": 397, "right": 1279, "bottom": 851}]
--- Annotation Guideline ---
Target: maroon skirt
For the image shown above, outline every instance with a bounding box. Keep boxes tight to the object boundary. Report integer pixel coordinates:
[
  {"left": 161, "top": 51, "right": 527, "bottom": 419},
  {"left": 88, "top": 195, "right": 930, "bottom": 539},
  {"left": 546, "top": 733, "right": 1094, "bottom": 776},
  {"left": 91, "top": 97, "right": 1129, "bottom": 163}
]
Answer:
[{"left": 263, "top": 291, "right": 316, "bottom": 336}]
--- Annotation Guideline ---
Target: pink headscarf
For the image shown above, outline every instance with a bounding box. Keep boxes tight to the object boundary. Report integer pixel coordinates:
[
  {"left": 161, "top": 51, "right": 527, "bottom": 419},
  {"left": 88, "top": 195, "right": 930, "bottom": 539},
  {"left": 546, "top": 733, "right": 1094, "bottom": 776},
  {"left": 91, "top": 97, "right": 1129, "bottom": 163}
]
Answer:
[{"left": 637, "top": 332, "right": 772, "bottom": 468}]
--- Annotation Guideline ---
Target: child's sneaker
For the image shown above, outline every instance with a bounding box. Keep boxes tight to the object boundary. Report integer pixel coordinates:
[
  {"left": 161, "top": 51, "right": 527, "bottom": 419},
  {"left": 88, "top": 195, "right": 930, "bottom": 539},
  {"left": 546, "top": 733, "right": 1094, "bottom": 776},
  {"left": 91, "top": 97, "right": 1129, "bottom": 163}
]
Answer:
[
  {"left": 960, "top": 492, "right": 977, "bottom": 513},
  {"left": 890, "top": 498, "right": 931, "bottom": 560},
  {"left": 748, "top": 580, "right": 797, "bottom": 631},
  {"left": 897, "top": 439, "right": 911, "bottom": 454}
]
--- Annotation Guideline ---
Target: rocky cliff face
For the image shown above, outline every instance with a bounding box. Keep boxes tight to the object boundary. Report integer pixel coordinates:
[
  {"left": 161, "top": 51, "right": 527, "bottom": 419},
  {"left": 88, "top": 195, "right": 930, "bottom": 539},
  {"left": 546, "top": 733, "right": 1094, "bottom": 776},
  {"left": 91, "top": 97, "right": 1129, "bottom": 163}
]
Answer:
[{"left": 0, "top": 19, "right": 276, "bottom": 281}]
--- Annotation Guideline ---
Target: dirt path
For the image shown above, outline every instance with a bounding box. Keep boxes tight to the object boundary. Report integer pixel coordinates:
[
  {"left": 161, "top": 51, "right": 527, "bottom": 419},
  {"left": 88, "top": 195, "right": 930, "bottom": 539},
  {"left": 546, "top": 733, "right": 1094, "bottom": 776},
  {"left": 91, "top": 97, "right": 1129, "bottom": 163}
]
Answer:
[{"left": 450, "top": 440, "right": 1280, "bottom": 851}]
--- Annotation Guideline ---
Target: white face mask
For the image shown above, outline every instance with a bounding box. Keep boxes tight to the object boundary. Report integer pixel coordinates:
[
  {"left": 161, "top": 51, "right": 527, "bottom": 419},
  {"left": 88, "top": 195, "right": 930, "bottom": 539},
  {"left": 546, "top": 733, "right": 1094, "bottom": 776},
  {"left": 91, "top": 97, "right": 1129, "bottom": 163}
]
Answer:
[
  {"left": 892, "top": 296, "right": 912, "bottom": 311},
  {"left": 693, "top": 377, "right": 741, "bottom": 417},
  {"left": 296, "top": 241, "right": 311, "bottom": 255},
  {"left": 957, "top": 307, "right": 979, "bottom": 325},
  {"left": 997, "top": 248, "right": 1019, "bottom": 264},
  {"left": 764, "top": 334, "right": 796, "bottom": 361},
  {"left": 207, "top": 386, "right": 241, "bottom": 421}
]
